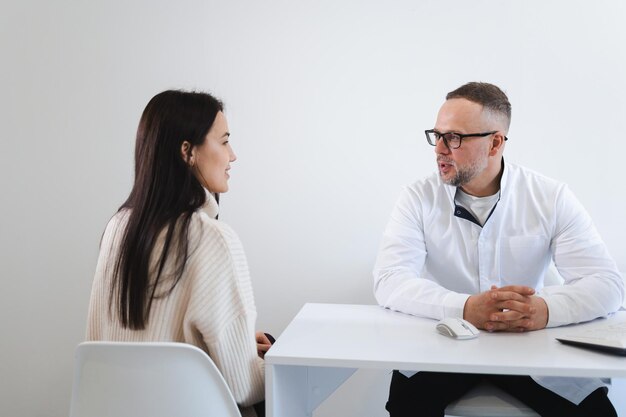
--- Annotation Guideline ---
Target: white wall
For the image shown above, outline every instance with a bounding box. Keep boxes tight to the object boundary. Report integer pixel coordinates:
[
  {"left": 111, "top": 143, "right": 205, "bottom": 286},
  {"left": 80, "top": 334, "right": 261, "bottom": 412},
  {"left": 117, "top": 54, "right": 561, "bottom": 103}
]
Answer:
[{"left": 1, "top": 1, "right": 625, "bottom": 416}]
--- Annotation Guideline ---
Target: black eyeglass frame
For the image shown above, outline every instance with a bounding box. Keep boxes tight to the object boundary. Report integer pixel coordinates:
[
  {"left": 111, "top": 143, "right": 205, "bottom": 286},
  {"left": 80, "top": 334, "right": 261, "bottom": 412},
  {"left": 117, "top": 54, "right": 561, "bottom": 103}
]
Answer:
[{"left": 424, "top": 129, "right": 508, "bottom": 149}]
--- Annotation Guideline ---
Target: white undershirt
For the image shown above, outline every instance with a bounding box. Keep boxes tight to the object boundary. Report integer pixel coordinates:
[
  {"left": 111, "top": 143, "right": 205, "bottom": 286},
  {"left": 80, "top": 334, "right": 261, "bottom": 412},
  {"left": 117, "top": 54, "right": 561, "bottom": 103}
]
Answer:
[{"left": 455, "top": 189, "right": 500, "bottom": 226}]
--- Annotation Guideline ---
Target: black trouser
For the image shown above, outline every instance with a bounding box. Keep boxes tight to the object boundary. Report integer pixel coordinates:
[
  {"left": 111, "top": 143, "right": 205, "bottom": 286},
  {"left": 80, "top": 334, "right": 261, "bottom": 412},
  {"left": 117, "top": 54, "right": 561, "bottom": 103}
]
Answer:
[
  {"left": 386, "top": 371, "right": 617, "bottom": 417},
  {"left": 253, "top": 402, "right": 265, "bottom": 417}
]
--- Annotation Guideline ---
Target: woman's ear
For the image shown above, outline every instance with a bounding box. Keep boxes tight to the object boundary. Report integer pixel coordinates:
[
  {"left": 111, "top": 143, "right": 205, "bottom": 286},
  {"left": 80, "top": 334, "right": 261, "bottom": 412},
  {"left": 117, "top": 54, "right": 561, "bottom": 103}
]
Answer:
[{"left": 181, "top": 141, "right": 195, "bottom": 166}]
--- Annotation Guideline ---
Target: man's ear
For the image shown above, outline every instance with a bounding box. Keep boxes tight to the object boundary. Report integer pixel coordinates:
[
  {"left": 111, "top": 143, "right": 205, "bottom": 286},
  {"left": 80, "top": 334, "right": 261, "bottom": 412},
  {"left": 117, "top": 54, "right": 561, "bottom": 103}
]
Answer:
[
  {"left": 181, "top": 141, "right": 195, "bottom": 166},
  {"left": 489, "top": 132, "right": 506, "bottom": 156}
]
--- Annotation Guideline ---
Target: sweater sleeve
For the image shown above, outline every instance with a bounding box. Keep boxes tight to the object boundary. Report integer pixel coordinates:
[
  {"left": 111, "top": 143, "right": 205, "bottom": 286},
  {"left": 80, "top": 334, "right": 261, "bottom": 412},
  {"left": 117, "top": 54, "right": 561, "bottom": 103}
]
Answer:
[{"left": 183, "top": 214, "right": 264, "bottom": 407}]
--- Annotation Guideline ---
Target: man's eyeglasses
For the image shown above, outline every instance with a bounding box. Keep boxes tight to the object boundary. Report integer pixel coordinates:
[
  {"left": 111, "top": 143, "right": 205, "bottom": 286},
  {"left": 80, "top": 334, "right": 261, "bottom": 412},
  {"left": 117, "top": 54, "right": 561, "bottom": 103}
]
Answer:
[{"left": 425, "top": 129, "right": 508, "bottom": 149}]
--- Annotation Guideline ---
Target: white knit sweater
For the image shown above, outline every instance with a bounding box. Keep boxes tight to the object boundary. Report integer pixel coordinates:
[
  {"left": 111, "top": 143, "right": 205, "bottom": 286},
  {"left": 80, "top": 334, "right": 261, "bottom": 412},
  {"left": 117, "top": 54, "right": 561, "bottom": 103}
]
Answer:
[{"left": 86, "top": 191, "right": 264, "bottom": 417}]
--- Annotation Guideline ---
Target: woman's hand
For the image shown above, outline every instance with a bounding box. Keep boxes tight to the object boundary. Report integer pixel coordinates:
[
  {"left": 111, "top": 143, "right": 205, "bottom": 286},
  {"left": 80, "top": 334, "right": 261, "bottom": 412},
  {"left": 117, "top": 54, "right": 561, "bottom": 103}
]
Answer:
[{"left": 256, "top": 331, "right": 272, "bottom": 359}]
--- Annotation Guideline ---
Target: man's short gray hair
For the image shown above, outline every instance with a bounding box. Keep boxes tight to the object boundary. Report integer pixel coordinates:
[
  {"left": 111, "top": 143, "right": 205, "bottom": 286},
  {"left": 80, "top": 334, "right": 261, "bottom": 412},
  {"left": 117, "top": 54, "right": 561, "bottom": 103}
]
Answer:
[{"left": 446, "top": 82, "right": 511, "bottom": 131}]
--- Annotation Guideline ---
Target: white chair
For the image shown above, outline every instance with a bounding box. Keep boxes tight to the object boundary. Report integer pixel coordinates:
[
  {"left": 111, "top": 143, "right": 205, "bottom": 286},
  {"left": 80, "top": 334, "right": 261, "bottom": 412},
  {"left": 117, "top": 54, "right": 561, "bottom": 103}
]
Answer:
[
  {"left": 445, "top": 381, "right": 539, "bottom": 417},
  {"left": 69, "top": 341, "right": 242, "bottom": 417}
]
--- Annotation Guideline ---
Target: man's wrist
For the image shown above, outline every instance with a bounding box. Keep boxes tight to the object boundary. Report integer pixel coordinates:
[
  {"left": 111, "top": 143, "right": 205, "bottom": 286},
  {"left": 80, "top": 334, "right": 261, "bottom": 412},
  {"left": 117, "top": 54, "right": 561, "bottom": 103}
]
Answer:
[{"left": 463, "top": 295, "right": 474, "bottom": 321}]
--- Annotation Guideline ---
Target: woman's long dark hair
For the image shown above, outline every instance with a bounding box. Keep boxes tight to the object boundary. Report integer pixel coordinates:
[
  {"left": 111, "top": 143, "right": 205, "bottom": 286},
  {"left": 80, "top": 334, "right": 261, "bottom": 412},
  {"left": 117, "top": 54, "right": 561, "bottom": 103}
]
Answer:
[{"left": 110, "top": 90, "right": 223, "bottom": 330}]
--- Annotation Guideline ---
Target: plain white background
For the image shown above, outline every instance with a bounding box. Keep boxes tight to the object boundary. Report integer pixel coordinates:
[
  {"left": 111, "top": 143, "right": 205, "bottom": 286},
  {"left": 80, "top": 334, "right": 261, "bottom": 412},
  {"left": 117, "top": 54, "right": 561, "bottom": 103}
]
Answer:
[{"left": 1, "top": 1, "right": 625, "bottom": 416}]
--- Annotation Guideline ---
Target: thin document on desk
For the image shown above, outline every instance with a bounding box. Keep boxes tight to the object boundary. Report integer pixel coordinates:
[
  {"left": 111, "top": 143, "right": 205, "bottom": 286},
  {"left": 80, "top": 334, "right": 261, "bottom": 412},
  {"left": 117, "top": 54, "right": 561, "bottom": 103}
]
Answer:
[{"left": 557, "top": 321, "right": 626, "bottom": 356}]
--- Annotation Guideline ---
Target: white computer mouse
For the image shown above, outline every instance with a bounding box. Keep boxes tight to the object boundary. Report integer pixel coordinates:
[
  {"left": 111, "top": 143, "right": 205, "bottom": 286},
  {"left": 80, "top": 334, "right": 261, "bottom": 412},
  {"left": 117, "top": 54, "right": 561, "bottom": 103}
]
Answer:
[{"left": 436, "top": 317, "right": 480, "bottom": 339}]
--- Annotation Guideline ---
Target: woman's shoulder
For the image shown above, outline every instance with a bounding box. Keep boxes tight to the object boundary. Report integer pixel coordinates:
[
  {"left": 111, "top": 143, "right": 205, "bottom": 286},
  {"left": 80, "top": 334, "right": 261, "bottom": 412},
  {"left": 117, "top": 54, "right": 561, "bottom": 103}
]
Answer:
[
  {"left": 105, "top": 208, "right": 130, "bottom": 228},
  {"left": 100, "top": 209, "right": 130, "bottom": 248},
  {"left": 185, "top": 210, "right": 252, "bottom": 295},
  {"left": 189, "top": 210, "right": 244, "bottom": 253}
]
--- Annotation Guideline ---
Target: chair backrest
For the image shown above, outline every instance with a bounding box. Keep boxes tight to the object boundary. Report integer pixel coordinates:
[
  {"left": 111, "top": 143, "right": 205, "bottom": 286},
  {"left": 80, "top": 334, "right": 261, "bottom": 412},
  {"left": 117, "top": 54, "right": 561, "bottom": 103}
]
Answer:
[
  {"left": 69, "top": 341, "right": 242, "bottom": 417},
  {"left": 445, "top": 381, "right": 539, "bottom": 417}
]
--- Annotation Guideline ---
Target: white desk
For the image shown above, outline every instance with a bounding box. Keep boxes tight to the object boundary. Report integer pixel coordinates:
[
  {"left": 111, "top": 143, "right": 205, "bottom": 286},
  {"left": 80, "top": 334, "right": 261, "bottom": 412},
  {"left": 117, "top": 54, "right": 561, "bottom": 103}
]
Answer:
[{"left": 265, "top": 303, "right": 626, "bottom": 417}]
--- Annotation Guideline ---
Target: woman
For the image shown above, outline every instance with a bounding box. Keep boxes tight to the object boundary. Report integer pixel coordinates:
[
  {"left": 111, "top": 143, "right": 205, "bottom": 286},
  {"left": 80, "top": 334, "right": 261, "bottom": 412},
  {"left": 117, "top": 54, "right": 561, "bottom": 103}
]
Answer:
[{"left": 86, "top": 90, "right": 270, "bottom": 417}]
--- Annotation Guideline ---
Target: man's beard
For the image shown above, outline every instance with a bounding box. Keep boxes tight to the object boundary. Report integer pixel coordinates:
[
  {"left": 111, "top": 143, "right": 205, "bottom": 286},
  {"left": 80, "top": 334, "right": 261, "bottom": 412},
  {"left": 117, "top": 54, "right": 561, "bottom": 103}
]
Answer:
[{"left": 438, "top": 154, "right": 488, "bottom": 187}]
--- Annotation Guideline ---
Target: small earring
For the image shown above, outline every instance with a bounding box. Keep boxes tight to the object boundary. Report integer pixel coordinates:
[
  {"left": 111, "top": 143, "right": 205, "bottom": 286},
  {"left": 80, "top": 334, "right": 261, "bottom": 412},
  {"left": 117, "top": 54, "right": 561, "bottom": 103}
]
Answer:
[{"left": 189, "top": 157, "right": 195, "bottom": 167}]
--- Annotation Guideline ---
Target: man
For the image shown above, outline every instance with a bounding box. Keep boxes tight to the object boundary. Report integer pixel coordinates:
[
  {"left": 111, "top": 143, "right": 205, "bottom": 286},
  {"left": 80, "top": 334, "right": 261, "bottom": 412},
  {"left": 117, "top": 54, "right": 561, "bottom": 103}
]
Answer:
[{"left": 373, "top": 82, "right": 623, "bottom": 417}]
